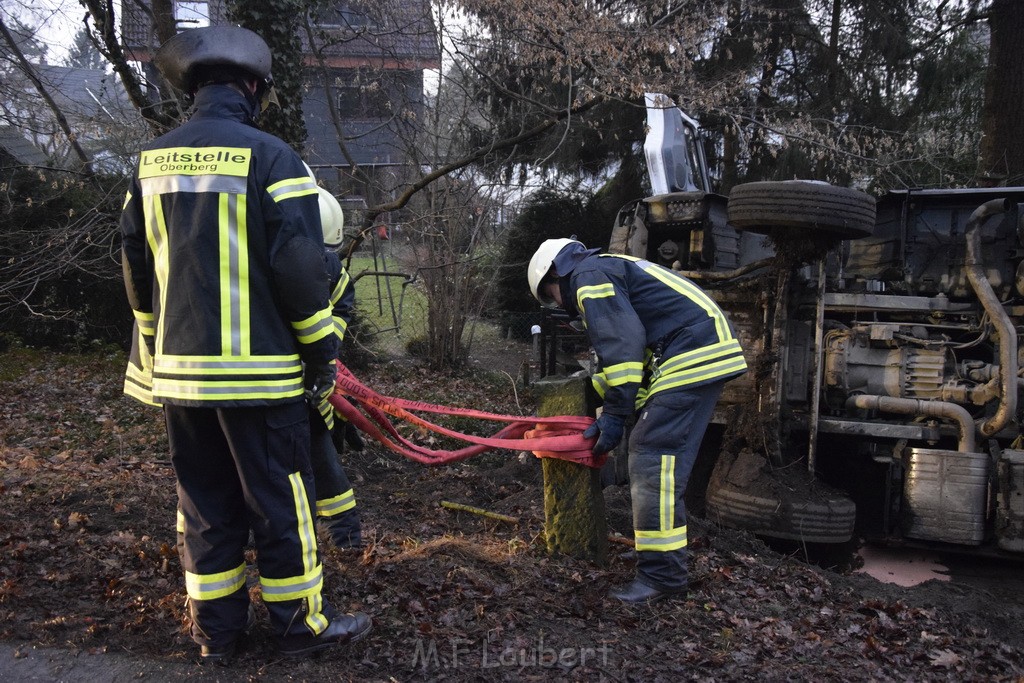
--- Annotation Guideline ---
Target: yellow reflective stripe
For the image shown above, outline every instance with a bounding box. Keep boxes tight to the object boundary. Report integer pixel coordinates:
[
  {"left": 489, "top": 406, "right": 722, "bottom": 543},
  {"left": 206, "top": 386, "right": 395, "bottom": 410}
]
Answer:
[
  {"left": 305, "top": 593, "right": 328, "bottom": 634},
  {"left": 316, "top": 396, "right": 335, "bottom": 430},
  {"left": 219, "top": 193, "right": 234, "bottom": 353},
  {"left": 648, "top": 356, "right": 749, "bottom": 398},
  {"left": 259, "top": 564, "right": 325, "bottom": 602},
  {"left": 591, "top": 373, "right": 609, "bottom": 399},
  {"left": 575, "top": 283, "right": 615, "bottom": 314},
  {"left": 317, "top": 489, "right": 356, "bottom": 517},
  {"left": 123, "top": 379, "right": 159, "bottom": 406},
  {"left": 660, "top": 455, "right": 675, "bottom": 531},
  {"left": 636, "top": 261, "right": 733, "bottom": 341},
  {"left": 142, "top": 195, "right": 171, "bottom": 356},
  {"left": 333, "top": 316, "right": 349, "bottom": 341},
  {"left": 260, "top": 472, "right": 322, "bottom": 603},
  {"left": 604, "top": 254, "right": 735, "bottom": 341},
  {"left": 657, "top": 339, "right": 745, "bottom": 377},
  {"left": 133, "top": 310, "right": 155, "bottom": 336},
  {"left": 333, "top": 270, "right": 350, "bottom": 301},
  {"left": 123, "top": 189, "right": 132, "bottom": 209},
  {"left": 138, "top": 147, "right": 251, "bottom": 179},
  {"left": 176, "top": 509, "right": 185, "bottom": 534},
  {"left": 154, "top": 355, "right": 302, "bottom": 374},
  {"left": 185, "top": 562, "right": 246, "bottom": 601},
  {"left": 237, "top": 197, "right": 250, "bottom": 355},
  {"left": 291, "top": 307, "right": 334, "bottom": 343},
  {"left": 635, "top": 525, "right": 688, "bottom": 552},
  {"left": 291, "top": 472, "right": 317, "bottom": 575},
  {"left": 602, "top": 361, "right": 644, "bottom": 387},
  {"left": 216, "top": 192, "right": 251, "bottom": 356},
  {"left": 151, "top": 378, "right": 304, "bottom": 401},
  {"left": 633, "top": 386, "right": 648, "bottom": 411},
  {"left": 124, "top": 358, "right": 158, "bottom": 406},
  {"left": 267, "top": 176, "right": 318, "bottom": 202}
]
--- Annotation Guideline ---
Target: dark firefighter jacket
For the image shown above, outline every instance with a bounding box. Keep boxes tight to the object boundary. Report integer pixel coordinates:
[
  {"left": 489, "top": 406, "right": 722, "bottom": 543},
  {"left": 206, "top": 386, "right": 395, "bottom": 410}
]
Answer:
[
  {"left": 554, "top": 247, "right": 747, "bottom": 417},
  {"left": 325, "top": 250, "right": 354, "bottom": 343},
  {"left": 120, "top": 85, "right": 337, "bottom": 407}
]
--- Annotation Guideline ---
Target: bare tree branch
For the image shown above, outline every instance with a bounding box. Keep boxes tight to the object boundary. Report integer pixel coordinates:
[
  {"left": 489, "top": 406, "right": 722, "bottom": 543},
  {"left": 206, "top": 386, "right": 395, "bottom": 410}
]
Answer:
[{"left": 0, "top": 16, "right": 94, "bottom": 175}]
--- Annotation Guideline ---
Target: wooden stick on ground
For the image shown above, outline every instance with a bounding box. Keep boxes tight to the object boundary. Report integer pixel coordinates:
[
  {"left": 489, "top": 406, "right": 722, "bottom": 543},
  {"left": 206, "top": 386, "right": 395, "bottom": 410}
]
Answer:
[{"left": 440, "top": 500, "right": 519, "bottom": 524}]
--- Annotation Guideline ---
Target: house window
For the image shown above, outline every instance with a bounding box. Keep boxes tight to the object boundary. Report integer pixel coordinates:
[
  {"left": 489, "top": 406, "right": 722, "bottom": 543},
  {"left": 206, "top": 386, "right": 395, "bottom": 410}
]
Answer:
[
  {"left": 337, "top": 76, "right": 390, "bottom": 118},
  {"left": 311, "top": 2, "right": 376, "bottom": 30},
  {"left": 175, "top": 1, "right": 209, "bottom": 29}
]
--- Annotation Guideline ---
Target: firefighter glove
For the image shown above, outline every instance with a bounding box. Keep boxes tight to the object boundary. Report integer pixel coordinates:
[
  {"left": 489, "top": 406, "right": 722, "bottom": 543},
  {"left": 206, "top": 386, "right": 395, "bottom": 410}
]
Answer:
[
  {"left": 304, "top": 362, "right": 338, "bottom": 407},
  {"left": 583, "top": 412, "right": 626, "bottom": 455}
]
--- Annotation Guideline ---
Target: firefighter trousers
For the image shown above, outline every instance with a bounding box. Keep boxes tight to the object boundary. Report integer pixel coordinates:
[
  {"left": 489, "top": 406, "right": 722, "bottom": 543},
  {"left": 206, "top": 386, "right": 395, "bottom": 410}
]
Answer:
[
  {"left": 628, "top": 381, "right": 724, "bottom": 591},
  {"left": 309, "top": 407, "right": 361, "bottom": 548},
  {"left": 165, "top": 402, "right": 334, "bottom": 648}
]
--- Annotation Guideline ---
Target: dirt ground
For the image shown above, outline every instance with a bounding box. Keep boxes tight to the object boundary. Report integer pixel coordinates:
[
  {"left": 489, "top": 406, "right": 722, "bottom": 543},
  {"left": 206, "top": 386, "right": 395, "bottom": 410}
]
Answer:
[{"left": 2, "top": 346, "right": 1024, "bottom": 682}]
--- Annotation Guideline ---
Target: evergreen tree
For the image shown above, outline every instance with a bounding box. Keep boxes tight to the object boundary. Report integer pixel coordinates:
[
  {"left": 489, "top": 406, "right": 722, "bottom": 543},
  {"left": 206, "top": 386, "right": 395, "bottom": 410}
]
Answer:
[{"left": 66, "top": 26, "right": 107, "bottom": 71}]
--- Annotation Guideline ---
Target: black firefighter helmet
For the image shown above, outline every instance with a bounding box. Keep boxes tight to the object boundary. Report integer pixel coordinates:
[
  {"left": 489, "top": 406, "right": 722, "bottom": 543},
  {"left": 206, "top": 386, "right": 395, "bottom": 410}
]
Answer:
[{"left": 154, "top": 25, "right": 277, "bottom": 109}]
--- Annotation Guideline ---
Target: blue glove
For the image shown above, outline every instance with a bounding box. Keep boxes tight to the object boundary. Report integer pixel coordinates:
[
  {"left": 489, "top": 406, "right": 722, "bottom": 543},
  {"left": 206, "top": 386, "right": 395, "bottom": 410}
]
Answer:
[{"left": 583, "top": 413, "right": 626, "bottom": 455}]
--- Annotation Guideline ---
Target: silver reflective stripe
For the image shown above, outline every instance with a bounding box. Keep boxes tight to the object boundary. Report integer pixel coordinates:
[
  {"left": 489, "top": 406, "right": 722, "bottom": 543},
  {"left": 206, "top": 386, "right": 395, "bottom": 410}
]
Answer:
[
  {"left": 151, "top": 381, "right": 301, "bottom": 397},
  {"left": 155, "top": 358, "right": 300, "bottom": 371},
  {"left": 293, "top": 313, "right": 334, "bottom": 340},
  {"left": 267, "top": 177, "right": 317, "bottom": 202},
  {"left": 260, "top": 567, "right": 323, "bottom": 599},
  {"left": 318, "top": 490, "right": 356, "bottom": 516},
  {"left": 140, "top": 174, "right": 247, "bottom": 196},
  {"left": 636, "top": 530, "right": 687, "bottom": 549},
  {"left": 226, "top": 192, "right": 242, "bottom": 355}
]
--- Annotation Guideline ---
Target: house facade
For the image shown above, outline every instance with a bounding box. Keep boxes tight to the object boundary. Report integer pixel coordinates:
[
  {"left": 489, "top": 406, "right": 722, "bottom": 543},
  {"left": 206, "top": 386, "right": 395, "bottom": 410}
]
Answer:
[{"left": 120, "top": 0, "right": 441, "bottom": 218}]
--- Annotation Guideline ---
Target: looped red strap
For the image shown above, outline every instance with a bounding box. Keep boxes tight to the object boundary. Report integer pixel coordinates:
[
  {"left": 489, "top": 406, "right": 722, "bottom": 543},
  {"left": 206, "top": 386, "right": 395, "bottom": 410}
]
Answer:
[{"left": 327, "top": 363, "right": 605, "bottom": 468}]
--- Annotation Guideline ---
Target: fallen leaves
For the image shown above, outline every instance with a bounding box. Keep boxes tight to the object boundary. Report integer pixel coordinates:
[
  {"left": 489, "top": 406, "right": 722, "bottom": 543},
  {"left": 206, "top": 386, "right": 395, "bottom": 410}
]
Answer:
[{"left": 0, "top": 349, "right": 1023, "bottom": 681}]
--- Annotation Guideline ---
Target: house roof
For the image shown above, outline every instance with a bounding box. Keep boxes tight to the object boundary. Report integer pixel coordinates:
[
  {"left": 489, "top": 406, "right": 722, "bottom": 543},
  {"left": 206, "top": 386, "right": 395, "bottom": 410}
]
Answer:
[
  {"left": 121, "top": 0, "right": 440, "bottom": 68},
  {"left": 301, "top": 0, "right": 440, "bottom": 67},
  {"left": 31, "top": 64, "right": 133, "bottom": 122},
  {"left": 0, "top": 127, "right": 48, "bottom": 166}
]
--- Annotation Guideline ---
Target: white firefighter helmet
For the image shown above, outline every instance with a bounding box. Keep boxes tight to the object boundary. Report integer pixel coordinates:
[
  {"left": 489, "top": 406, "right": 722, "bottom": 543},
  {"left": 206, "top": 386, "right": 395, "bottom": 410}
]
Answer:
[
  {"left": 318, "top": 187, "right": 345, "bottom": 248},
  {"left": 527, "top": 238, "right": 582, "bottom": 307},
  {"left": 155, "top": 26, "right": 272, "bottom": 95},
  {"left": 302, "top": 162, "right": 345, "bottom": 248}
]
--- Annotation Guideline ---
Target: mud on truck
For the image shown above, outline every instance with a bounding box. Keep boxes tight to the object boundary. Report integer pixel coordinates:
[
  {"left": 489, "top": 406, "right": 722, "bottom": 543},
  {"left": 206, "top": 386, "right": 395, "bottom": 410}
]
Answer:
[{"left": 588, "top": 93, "right": 1024, "bottom": 556}]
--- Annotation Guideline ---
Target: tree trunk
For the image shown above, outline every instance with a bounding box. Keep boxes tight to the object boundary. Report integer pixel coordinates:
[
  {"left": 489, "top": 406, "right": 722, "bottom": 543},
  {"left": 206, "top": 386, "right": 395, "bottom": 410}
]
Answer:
[{"left": 979, "top": 0, "right": 1024, "bottom": 185}]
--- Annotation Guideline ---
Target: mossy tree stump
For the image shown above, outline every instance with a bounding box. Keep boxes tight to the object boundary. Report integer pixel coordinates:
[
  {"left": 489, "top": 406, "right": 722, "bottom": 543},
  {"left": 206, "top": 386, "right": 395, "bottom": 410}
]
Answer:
[{"left": 533, "top": 375, "right": 608, "bottom": 566}]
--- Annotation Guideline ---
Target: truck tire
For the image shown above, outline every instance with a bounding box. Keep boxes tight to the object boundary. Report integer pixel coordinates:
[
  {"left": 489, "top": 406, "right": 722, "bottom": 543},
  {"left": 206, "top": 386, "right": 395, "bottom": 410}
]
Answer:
[{"left": 727, "top": 180, "right": 876, "bottom": 239}]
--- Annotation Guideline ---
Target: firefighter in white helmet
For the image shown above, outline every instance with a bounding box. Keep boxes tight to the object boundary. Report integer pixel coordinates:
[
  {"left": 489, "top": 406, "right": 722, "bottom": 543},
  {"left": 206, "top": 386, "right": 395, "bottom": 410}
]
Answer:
[
  {"left": 120, "top": 25, "right": 370, "bottom": 664},
  {"left": 303, "top": 171, "right": 364, "bottom": 549},
  {"left": 528, "top": 238, "right": 747, "bottom": 603}
]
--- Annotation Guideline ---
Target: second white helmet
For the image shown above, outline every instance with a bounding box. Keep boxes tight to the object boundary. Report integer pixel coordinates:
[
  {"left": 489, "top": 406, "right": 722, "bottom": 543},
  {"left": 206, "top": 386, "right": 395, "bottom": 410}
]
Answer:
[
  {"left": 303, "top": 162, "right": 345, "bottom": 248},
  {"left": 318, "top": 187, "right": 344, "bottom": 249}
]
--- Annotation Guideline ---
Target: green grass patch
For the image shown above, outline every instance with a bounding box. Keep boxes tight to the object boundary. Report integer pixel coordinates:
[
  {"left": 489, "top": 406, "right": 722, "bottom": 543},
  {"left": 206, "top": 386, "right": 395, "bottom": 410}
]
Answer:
[{"left": 346, "top": 256, "right": 429, "bottom": 338}]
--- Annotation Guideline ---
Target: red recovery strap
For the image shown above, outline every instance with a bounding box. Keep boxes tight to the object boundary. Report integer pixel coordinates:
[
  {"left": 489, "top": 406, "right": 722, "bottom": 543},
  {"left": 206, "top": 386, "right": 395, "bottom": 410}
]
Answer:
[{"left": 327, "top": 363, "right": 606, "bottom": 468}]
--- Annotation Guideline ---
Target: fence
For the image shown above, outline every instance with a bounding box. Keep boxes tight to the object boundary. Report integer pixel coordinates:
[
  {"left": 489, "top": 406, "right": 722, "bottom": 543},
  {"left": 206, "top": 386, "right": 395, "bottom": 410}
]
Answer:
[{"left": 345, "top": 274, "right": 542, "bottom": 377}]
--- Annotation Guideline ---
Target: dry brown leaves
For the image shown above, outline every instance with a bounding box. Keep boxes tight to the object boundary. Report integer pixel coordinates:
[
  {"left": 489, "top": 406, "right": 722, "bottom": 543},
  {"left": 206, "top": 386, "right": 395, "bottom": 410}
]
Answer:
[{"left": 1, "top": 347, "right": 1023, "bottom": 680}]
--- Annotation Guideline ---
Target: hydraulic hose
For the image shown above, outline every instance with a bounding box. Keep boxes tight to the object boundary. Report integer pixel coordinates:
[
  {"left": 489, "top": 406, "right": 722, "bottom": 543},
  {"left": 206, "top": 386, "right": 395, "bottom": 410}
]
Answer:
[{"left": 965, "top": 198, "right": 1018, "bottom": 437}]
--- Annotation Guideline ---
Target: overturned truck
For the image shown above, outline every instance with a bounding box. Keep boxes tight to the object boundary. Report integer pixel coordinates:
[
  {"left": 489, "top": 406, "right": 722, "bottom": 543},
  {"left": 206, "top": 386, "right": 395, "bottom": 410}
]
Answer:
[{"left": 606, "top": 94, "right": 1024, "bottom": 555}]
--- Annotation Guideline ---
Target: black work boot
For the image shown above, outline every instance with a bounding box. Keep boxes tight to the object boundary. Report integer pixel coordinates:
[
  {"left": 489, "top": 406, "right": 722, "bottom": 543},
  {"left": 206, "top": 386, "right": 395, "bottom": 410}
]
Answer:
[
  {"left": 196, "top": 603, "right": 256, "bottom": 666},
  {"left": 324, "top": 511, "right": 362, "bottom": 549},
  {"left": 278, "top": 612, "right": 373, "bottom": 657},
  {"left": 199, "top": 641, "right": 237, "bottom": 666},
  {"left": 609, "top": 578, "right": 684, "bottom": 604}
]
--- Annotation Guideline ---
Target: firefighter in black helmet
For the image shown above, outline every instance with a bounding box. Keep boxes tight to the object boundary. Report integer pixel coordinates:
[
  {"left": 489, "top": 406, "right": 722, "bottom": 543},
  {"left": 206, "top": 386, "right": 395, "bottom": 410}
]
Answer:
[{"left": 120, "top": 25, "right": 370, "bottom": 664}]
